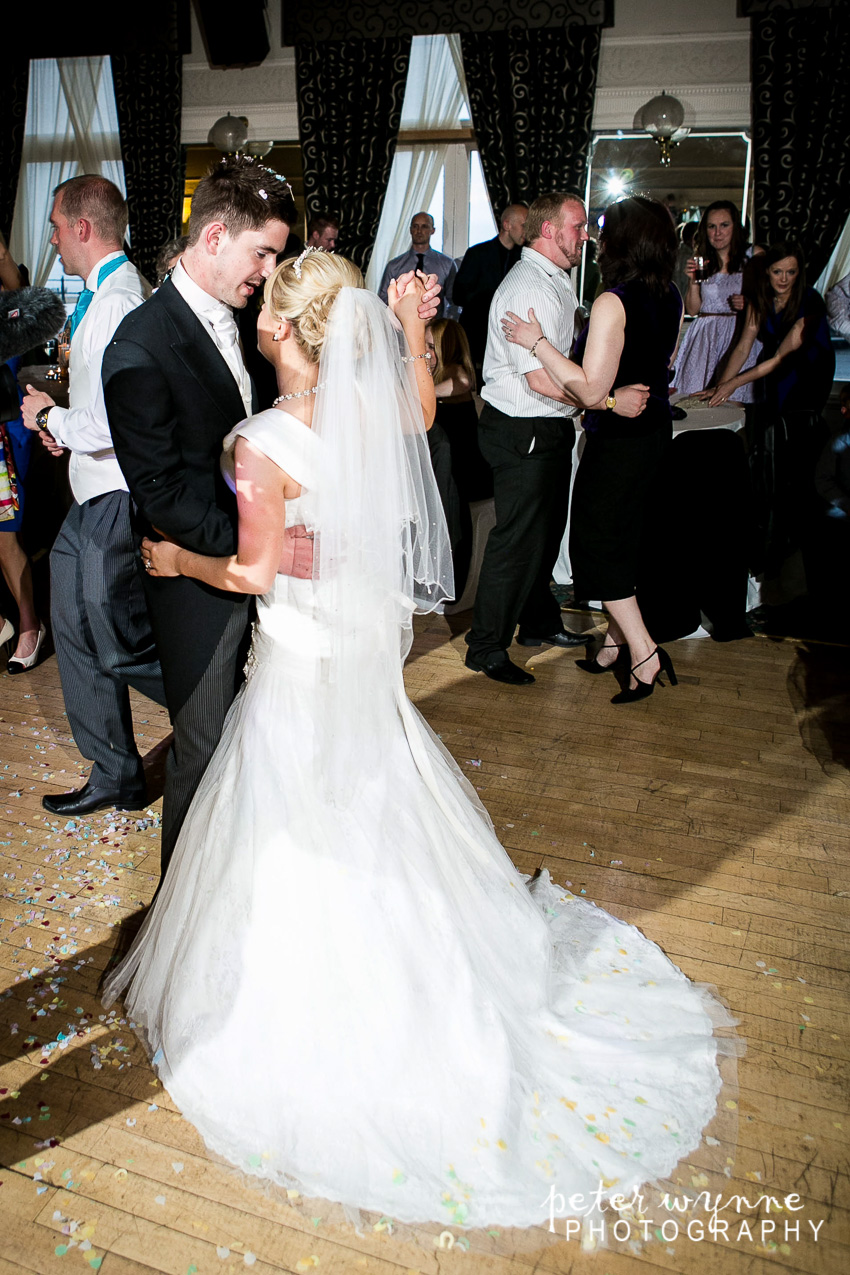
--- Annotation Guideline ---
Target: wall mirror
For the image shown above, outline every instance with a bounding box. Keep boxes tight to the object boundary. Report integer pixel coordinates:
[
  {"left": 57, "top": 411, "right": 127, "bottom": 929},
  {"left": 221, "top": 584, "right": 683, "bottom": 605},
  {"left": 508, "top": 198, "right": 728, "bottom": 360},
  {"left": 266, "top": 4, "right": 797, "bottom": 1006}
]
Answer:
[{"left": 579, "top": 130, "right": 753, "bottom": 302}]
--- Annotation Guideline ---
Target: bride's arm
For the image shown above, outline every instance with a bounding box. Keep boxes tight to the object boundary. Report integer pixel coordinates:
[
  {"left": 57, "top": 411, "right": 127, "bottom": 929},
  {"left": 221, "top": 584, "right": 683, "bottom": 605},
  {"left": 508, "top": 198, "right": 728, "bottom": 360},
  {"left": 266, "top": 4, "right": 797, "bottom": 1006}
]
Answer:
[
  {"left": 388, "top": 278, "right": 437, "bottom": 427},
  {"left": 143, "top": 438, "right": 290, "bottom": 592}
]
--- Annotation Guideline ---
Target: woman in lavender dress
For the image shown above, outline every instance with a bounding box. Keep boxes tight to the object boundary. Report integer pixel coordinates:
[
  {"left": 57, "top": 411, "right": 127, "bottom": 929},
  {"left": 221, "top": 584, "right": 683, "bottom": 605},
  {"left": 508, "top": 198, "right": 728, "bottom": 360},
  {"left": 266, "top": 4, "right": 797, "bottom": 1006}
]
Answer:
[{"left": 672, "top": 201, "right": 762, "bottom": 403}]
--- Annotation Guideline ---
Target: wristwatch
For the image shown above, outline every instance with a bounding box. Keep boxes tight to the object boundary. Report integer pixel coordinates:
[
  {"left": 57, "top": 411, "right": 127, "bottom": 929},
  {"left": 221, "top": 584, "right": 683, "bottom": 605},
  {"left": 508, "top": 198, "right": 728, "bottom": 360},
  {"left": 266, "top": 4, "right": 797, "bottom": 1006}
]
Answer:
[
  {"left": 605, "top": 394, "right": 617, "bottom": 411},
  {"left": 35, "top": 406, "right": 53, "bottom": 431}
]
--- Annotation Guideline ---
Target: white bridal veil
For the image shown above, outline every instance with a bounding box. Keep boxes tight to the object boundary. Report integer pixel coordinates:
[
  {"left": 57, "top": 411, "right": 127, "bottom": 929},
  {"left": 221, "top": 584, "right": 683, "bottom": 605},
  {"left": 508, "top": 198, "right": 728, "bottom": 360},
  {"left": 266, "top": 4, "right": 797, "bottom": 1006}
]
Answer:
[{"left": 306, "top": 286, "right": 454, "bottom": 799}]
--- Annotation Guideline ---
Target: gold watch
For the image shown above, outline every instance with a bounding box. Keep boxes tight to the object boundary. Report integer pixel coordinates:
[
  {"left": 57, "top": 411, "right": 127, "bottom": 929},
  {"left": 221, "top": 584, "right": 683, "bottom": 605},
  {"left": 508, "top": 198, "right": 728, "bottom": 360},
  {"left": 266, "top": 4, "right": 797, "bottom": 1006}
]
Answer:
[{"left": 605, "top": 394, "right": 617, "bottom": 410}]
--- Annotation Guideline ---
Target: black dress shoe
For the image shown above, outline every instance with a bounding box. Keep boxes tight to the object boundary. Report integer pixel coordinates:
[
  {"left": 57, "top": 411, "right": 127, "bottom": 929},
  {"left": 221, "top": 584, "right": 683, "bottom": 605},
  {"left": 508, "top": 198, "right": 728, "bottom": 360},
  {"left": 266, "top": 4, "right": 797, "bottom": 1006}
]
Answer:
[
  {"left": 42, "top": 782, "right": 148, "bottom": 816},
  {"left": 516, "top": 629, "right": 586, "bottom": 649},
  {"left": 465, "top": 652, "right": 535, "bottom": 685}
]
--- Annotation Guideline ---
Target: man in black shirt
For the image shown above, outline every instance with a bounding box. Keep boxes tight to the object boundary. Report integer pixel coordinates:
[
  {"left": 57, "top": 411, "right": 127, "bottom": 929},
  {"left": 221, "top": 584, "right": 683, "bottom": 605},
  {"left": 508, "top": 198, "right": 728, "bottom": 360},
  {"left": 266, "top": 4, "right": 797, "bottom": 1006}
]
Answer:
[{"left": 454, "top": 203, "right": 528, "bottom": 381}]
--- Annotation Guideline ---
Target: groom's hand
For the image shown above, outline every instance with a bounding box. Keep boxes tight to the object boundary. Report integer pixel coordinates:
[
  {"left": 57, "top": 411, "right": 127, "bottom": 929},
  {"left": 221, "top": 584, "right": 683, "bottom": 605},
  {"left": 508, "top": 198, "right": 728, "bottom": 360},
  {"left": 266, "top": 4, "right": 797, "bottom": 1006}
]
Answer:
[
  {"left": 279, "top": 525, "right": 314, "bottom": 579},
  {"left": 418, "top": 272, "right": 441, "bottom": 321},
  {"left": 392, "top": 270, "right": 442, "bottom": 322}
]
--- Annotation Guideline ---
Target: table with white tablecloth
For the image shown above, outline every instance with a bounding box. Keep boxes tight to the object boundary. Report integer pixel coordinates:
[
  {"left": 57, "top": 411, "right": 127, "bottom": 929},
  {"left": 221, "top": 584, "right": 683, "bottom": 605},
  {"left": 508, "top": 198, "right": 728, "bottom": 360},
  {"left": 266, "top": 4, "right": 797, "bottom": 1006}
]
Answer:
[
  {"left": 555, "top": 399, "right": 746, "bottom": 586},
  {"left": 554, "top": 399, "right": 753, "bottom": 641}
]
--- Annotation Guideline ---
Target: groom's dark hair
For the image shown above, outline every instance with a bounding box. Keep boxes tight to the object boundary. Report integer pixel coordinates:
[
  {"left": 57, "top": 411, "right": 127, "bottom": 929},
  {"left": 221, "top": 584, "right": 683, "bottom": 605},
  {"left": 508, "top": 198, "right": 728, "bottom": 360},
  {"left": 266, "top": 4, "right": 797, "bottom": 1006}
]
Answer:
[{"left": 187, "top": 157, "right": 297, "bottom": 245}]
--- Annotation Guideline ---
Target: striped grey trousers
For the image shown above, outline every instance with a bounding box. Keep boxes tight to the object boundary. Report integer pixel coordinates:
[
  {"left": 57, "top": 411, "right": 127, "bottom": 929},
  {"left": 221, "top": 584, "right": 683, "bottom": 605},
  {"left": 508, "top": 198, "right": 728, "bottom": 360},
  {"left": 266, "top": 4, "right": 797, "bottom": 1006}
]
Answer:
[{"left": 50, "top": 490, "right": 166, "bottom": 791}]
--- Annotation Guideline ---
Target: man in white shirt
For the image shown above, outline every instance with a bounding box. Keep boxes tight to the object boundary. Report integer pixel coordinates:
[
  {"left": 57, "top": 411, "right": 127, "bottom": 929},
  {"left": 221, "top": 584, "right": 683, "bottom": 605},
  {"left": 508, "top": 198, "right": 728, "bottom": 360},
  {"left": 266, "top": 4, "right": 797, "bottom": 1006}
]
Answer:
[
  {"left": 22, "top": 175, "right": 165, "bottom": 814},
  {"left": 378, "top": 212, "right": 456, "bottom": 316},
  {"left": 465, "top": 193, "right": 648, "bottom": 685}
]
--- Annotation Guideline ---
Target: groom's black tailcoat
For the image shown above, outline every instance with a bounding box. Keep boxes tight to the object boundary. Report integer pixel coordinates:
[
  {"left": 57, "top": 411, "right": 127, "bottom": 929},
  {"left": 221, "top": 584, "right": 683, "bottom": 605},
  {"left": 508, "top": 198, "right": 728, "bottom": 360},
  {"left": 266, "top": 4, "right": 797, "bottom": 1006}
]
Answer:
[{"left": 102, "top": 277, "right": 251, "bottom": 719}]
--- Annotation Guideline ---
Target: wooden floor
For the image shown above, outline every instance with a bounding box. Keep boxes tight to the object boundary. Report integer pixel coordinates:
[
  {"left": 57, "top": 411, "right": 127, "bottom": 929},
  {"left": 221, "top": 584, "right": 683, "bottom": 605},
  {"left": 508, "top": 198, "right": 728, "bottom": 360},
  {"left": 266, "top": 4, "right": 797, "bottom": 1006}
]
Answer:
[{"left": 1, "top": 617, "right": 848, "bottom": 1275}]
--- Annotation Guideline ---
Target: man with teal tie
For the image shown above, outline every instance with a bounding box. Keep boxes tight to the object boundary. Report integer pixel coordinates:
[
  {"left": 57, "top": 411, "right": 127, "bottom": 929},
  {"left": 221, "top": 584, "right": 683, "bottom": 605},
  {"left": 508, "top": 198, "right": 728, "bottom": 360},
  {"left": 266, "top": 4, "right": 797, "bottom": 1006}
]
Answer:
[{"left": 22, "top": 175, "right": 165, "bottom": 815}]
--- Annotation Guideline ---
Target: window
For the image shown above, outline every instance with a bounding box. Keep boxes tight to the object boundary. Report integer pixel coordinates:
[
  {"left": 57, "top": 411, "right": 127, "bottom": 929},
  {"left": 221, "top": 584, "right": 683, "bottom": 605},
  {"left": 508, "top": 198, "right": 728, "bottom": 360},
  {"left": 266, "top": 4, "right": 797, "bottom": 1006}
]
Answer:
[
  {"left": 10, "top": 56, "right": 125, "bottom": 294},
  {"left": 366, "top": 36, "right": 496, "bottom": 291}
]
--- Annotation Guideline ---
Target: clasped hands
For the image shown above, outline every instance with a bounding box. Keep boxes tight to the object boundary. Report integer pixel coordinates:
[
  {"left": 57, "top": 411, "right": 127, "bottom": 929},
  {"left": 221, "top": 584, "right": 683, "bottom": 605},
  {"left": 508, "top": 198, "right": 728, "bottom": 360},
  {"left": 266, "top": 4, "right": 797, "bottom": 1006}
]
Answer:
[{"left": 387, "top": 269, "right": 441, "bottom": 325}]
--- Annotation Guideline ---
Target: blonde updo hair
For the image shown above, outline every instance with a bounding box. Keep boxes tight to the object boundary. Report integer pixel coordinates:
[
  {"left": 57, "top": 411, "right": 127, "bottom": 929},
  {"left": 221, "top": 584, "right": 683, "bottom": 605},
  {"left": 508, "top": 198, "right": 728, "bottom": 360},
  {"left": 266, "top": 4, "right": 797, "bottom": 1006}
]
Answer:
[{"left": 264, "top": 252, "right": 364, "bottom": 364}]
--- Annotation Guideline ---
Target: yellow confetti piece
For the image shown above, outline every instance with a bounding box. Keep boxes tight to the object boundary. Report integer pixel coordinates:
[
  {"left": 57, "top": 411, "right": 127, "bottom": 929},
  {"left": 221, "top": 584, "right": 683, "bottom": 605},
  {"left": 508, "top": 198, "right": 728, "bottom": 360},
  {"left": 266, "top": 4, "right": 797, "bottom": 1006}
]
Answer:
[
  {"left": 560, "top": 1098, "right": 577, "bottom": 1110},
  {"left": 804, "top": 997, "right": 814, "bottom": 1004},
  {"left": 286, "top": 1189, "right": 300, "bottom": 1199},
  {"left": 295, "top": 1260, "right": 319, "bottom": 1272},
  {"left": 595, "top": 1133, "right": 610, "bottom": 1144},
  {"left": 725, "top": 1100, "right": 738, "bottom": 1110},
  {"left": 634, "top": 1097, "right": 648, "bottom": 1105},
  {"left": 773, "top": 983, "right": 783, "bottom": 989},
  {"left": 496, "top": 1139, "right": 507, "bottom": 1151}
]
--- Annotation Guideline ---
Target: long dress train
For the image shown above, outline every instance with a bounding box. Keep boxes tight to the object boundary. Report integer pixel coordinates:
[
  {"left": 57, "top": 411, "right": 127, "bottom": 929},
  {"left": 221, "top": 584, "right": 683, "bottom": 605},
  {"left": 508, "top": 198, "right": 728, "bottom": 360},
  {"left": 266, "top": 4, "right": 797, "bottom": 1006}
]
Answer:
[{"left": 105, "top": 409, "right": 737, "bottom": 1233}]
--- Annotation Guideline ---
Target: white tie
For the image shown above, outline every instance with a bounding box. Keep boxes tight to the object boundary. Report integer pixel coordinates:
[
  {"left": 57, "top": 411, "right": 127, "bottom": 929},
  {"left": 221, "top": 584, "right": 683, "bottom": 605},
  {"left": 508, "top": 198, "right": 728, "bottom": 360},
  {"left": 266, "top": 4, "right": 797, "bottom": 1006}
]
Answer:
[{"left": 208, "top": 309, "right": 252, "bottom": 416}]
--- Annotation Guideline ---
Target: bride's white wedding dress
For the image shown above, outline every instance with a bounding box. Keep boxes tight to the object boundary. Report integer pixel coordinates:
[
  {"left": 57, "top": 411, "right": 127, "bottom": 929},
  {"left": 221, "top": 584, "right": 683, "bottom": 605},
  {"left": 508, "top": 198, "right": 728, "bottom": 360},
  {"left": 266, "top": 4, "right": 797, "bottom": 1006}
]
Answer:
[{"left": 105, "top": 404, "right": 736, "bottom": 1232}]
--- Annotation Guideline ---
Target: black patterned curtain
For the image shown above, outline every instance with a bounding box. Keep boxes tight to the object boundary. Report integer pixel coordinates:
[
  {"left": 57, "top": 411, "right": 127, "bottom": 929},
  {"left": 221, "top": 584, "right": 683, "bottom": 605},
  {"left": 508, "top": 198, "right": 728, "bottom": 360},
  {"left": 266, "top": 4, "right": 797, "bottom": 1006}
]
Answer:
[
  {"left": 110, "top": 54, "right": 185, "bottom": 286},
  {"left": 750, "top": 3, "right": 850, "bottom": 278},
  {"left": 284, "top": 1, "right": 612, "bottom": 42},
  {"left": 461, "top": 26, "right": 602, "bottom": 215},
  {"left": 296, "top": 39, "right": 411, "bottom": 274},
  {"left": 1, "top": 59, "right": 30, "bottom": 247}
]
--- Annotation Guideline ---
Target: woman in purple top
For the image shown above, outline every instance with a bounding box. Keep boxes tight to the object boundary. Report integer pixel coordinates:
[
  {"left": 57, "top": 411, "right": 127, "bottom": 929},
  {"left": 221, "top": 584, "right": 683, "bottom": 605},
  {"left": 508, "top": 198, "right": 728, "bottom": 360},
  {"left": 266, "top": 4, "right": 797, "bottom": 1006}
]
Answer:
[
  {"left": 672, "top": 201, "right": 762, "bottom": 402},
  {"left": 502, "top": 196, "right": 682, "bottom": 704}
]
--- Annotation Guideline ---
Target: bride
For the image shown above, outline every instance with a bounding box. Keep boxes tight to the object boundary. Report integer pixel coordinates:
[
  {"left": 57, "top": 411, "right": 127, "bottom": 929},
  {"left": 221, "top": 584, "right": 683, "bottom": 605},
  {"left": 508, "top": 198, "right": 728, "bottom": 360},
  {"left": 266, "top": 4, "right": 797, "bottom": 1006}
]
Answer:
[{"left": 105, "top": 250, "right": 735, "bottom": 1232}]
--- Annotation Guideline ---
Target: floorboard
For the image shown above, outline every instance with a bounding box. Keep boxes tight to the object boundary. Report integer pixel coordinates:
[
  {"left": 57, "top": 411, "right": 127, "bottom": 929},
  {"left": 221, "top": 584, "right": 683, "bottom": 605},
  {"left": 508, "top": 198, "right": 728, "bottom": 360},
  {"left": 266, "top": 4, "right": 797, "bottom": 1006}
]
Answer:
[{"left": 1, "top": 623, "right": 848, "bottom": 1273}]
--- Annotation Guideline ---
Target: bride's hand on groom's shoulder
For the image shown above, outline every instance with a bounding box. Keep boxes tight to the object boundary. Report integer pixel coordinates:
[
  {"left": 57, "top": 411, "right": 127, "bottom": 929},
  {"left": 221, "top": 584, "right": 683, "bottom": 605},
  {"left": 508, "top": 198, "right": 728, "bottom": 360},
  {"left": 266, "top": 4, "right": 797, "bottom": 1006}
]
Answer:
[{"left": 141, "top": 535, "right": 181, "bottom": 578}]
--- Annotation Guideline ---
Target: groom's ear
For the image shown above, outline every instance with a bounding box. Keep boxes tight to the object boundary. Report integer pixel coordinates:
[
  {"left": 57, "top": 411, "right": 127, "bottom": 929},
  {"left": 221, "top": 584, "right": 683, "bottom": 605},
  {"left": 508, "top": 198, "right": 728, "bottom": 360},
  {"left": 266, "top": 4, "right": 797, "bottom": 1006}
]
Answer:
[{"left": 202, "top": 221, "right": 228, "bottom": 255}]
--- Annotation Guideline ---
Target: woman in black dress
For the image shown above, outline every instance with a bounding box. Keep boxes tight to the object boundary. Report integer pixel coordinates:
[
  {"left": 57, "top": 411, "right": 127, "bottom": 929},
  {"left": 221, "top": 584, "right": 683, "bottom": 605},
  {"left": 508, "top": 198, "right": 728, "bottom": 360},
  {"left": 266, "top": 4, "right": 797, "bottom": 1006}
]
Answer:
[
  {"left": 501, "top": 196, "right": 682, "bottom": 703},
  {"left": 425, "top": 319, "right": 492, "bottom": 595},
  {"left": 705, "top": 241, "right": 835, "bottom": 575}
]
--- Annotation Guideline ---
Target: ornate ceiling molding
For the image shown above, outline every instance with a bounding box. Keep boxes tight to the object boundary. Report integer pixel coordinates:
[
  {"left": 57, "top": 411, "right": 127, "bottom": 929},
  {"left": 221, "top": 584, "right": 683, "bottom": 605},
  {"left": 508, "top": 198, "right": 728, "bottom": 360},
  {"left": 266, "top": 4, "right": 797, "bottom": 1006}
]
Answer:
[{"left": 592, "top": 84, "right": 751, "bottom": 131}]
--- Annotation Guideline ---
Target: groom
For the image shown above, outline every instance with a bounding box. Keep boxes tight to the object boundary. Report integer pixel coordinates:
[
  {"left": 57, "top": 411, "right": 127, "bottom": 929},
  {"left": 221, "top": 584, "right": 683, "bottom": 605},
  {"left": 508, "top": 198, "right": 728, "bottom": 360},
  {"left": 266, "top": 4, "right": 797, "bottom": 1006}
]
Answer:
[
  {"left": 104, "top": 158, "right": 443, "bottom": 875},
  {"left": 103, "top": 159, "right": 297, "bottom": 872}
]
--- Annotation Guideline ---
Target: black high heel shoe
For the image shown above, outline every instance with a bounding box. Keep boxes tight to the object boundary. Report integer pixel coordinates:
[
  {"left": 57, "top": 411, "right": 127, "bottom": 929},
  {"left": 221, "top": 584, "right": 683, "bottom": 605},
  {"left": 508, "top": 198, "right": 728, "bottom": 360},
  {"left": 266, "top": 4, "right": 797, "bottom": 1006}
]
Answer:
[
  {"left": 575, "top": 641, "right": 628, "bottom": 675},
  {"left": 610, "top": 646, "right": 678, "bottom": 704}
]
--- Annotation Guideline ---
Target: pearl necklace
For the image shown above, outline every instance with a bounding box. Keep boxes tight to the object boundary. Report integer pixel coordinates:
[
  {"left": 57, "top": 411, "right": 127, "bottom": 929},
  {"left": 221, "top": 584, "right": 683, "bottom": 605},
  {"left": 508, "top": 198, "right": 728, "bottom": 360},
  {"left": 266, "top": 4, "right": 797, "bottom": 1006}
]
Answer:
[{"left": 273, "top": 382, "right": 325, "bottom": 404}]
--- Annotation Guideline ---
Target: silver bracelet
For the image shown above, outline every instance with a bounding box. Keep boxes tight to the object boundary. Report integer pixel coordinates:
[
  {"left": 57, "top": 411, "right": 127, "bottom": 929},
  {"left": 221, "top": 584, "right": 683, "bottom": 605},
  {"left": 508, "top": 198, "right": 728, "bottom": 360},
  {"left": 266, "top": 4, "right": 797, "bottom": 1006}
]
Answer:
[
  {"left": 401, "top": 352, "right": 431, "bottom": 363},
  {"left": 529, "top": 335, "right": 547, "bottom": 358}
]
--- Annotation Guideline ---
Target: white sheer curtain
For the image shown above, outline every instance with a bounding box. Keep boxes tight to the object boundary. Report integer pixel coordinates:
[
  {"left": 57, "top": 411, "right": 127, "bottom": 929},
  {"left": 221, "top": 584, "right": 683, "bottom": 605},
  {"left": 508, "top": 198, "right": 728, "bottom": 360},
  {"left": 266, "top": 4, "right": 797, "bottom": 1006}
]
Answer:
[
  {"left": 814, "top": 213, "right": 850, "bottom": 297},
  {"left": 366, "top": 35, "right": 470, "bottom": 292},
  {"left": 10, "top": 57, "right": 125, "bottom": 285}
]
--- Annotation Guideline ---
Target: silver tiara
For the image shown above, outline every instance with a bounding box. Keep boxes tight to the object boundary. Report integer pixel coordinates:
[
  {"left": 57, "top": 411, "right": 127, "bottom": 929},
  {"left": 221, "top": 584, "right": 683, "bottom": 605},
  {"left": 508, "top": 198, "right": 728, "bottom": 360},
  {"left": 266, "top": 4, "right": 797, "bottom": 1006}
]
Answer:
[{"left": 293, "top": 245, "right": 326, "bottom": 279}]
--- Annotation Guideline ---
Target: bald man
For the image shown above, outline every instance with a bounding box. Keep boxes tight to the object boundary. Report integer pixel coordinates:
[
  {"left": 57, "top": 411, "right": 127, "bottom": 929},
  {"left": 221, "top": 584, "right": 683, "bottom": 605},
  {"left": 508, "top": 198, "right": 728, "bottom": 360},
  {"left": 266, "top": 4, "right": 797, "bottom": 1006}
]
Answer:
[{"left": 378, "top": 212, "right": 456, "bottom": 317}]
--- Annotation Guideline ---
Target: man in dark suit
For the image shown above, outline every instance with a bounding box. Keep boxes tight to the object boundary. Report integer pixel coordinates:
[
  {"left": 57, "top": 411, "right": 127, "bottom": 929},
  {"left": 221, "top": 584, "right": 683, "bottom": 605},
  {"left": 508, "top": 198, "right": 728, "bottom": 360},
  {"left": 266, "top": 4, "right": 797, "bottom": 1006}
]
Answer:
[
  {"left": 454, "top": 204, "right": 528, "bottom": 381},
  {"left": 102, "top": 159, "right": 297, "bottom": 873}
]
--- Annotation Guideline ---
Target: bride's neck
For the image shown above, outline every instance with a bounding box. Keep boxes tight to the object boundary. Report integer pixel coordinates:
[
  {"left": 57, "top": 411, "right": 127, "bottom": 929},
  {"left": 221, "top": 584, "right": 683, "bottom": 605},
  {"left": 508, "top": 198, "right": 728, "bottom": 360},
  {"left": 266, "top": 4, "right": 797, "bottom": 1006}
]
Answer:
[{"left": 274, "top": 355, "right": 318, "bottom": 426}]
